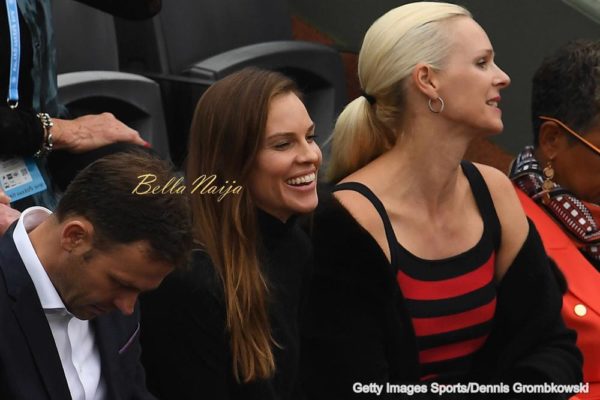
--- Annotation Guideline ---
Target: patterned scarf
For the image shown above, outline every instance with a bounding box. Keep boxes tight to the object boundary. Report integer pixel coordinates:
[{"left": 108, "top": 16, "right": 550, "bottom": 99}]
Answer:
[{"left": 509, "top": 146, "right": 600, "bottom": 264}]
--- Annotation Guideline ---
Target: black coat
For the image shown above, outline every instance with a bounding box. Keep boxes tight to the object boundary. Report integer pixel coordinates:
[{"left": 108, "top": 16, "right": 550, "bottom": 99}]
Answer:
[
  {"left": 301, "top": 191, "right": 583, "bottom": 399},
  {"left": 141, "top": 210, "right": 312, "bottom": 400},
  {"left": 0, "top": 224, "right": 155, "bottom": 400}
]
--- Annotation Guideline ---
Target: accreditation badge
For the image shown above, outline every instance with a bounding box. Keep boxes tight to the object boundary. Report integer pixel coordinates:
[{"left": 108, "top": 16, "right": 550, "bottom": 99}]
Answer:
[{"left": 0, "top": 157, "right": 47, "bottom": 201}]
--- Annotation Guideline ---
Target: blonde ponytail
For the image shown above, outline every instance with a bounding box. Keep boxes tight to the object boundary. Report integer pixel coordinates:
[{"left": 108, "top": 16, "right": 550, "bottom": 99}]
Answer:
[
  {"left": 327, "top": 97, "right": 395, "bottom": 182},
  {"left": 327, "top": 2, "right": 471, "bottom": 182}
]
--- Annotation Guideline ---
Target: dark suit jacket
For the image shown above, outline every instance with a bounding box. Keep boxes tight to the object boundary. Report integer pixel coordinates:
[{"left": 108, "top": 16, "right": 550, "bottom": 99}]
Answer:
[{"left": 0, "top": 224, "right": 156, "bottom": 400}]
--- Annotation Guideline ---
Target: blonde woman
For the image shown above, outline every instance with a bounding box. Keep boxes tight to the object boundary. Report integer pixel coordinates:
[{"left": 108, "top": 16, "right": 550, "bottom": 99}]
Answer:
[{"left": 302, "top": 2, "right": 582, "bottom": 398}]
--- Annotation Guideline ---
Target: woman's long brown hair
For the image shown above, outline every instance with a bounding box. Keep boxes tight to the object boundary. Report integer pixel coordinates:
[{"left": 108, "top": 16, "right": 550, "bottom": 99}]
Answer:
[{"left": 186, "top": 68, "right": 298, "bottom": 382}]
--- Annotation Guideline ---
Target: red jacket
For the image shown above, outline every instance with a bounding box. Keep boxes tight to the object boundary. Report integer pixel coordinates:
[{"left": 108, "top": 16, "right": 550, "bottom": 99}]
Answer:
[{"left": 516, "top": 188, "right": 599, "bottom": 399}]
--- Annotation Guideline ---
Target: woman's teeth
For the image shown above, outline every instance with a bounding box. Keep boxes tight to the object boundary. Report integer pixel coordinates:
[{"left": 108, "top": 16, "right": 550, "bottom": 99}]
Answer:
[{"left": 286, "top": 172, "right": 316, "bottom": 186}]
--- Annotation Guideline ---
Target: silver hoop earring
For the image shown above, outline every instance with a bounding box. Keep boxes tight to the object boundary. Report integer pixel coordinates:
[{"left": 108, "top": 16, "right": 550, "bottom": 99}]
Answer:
[{"left": 428, "top": 97, "right": 445, "bottom": 113}]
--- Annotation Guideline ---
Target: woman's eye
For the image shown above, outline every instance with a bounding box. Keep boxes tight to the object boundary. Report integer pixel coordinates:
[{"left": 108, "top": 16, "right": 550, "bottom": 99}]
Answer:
[
  {"left": 306, "top": 134, "right": 318, "bottom": 143},
  {"left": 274, "top": 142, "right": 290, "bottom": 150},
  {"left": 477, "top": 59, "right": 487, "bottom": 68}
]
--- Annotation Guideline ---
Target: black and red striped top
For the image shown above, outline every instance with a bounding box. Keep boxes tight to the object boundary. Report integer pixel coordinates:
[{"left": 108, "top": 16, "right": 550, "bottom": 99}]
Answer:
[{"left": 334, "top": 161, "right": 500, "bottom": 381}]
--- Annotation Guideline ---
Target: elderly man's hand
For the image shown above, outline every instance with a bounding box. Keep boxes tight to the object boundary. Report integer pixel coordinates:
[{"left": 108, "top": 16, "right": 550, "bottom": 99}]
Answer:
[{"left": 51, "top": 113, "right": 148, "bottom": 153}]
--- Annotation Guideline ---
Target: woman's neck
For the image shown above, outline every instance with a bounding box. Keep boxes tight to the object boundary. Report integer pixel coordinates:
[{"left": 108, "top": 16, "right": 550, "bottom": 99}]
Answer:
[{"left": 367, "top": 120, "right": 473, "bottom": 212}]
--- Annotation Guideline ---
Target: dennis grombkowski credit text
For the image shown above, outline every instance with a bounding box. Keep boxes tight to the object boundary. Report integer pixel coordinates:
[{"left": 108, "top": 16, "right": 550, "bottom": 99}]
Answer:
[{"left": 352, "top": 382, "right": 590, "bottom": 396}]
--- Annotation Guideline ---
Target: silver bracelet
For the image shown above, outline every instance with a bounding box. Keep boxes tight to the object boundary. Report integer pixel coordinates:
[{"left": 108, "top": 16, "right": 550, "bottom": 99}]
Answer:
[{"left": 34, "top": 112, "right": 54, "bottom": 158}]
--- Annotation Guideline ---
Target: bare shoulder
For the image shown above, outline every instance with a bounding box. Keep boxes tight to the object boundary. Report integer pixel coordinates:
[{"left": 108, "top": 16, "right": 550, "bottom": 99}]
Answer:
[
  {"left": 472, "top": 163, "right": 522, "bottom": 215},
  {"left": 472, "top": 163, "right": 529, "bottom": 281},
  {"left": 334, "top": 178, "right": 383, "bottom": 236},
  {"left": 333, "top": 174, "right": 392, "bottom": 262}
]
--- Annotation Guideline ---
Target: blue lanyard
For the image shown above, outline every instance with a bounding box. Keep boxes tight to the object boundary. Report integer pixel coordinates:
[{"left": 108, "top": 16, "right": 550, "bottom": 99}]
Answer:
[{"left": 5, "top": 0, "right": 20, "bottom": 108}]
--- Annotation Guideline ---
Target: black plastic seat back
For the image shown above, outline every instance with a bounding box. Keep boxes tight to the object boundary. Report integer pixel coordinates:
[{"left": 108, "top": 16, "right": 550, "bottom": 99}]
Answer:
[
  {"left": 51, "top": 0, "right": 171, "bottom": 160},
  {"left": 113, "top": 0, "right": 345, "bottom": 166},
  {"left": 117, "top": 0, "right": 293, "bottom": 73}
]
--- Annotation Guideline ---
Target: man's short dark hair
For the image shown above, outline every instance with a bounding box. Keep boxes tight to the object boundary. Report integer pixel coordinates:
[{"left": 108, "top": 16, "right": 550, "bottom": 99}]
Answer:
[
  {"left": 531, "top": 39, "right": 600, "bottom": 146},
  {"left": 55, "top": 149, "right": 193, "bottom": 267}
]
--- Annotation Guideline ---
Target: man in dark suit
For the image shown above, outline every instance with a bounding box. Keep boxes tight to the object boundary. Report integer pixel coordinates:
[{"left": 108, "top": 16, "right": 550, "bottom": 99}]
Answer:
[{"left": 0, "top": 150, "right": 193, "bottom": 399}]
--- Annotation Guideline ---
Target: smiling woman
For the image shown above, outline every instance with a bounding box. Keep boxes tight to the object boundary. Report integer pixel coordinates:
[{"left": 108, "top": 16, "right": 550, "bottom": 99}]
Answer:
[
  {"left": 140, "top": 67, "right": 321, "bottom": 400},
  {"left": 248, "top": 92, "right": 321, "bottom": 221}
]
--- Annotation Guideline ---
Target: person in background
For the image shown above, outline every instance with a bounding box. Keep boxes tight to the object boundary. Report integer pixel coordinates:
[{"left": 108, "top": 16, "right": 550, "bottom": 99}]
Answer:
[
  {"left": 509, "top": 39, "right": 600, "bottom": 399},
  {"left": 140, "top": 67, "right": 321, "bottom": 400},
  {"left": 0, "top": 149, "right": 193, "bottom": 399},
  {"left": 1, "top": 0, "right": 160, "bottom": 210},
  {"left": 302, "top": 2, "right": 582, "bottom": 398}
]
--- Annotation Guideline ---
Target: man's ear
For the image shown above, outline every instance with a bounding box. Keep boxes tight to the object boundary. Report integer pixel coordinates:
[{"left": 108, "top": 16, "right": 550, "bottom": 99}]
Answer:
[
  {"left": 538, "top": 121, "right": 568, "bottom": 161},
  {"left": 60, "top": 218, "right": 94, "bottom": 254},
  {"left": 412, "top": 62, "right": 440, "bottom": 99}
]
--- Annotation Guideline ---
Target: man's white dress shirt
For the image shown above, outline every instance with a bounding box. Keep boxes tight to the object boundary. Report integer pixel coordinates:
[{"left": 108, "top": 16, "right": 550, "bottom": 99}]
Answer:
[{"left": 12, "top": 207, "right": 106, "bottom": 400}]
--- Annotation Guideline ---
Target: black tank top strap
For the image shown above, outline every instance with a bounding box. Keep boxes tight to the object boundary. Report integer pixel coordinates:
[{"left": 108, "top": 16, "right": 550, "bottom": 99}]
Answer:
[
  {"left": 460, "top": 160, "right": 502, "bottom": 251},
  {"left": 333, "top": 182, "right": 400, "bottom": 268}
]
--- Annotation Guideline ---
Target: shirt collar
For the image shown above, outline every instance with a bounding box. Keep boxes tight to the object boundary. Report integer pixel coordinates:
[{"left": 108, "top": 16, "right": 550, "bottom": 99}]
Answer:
[{"left": 13, "top": 207, "right": 67, "bottom": 312}]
